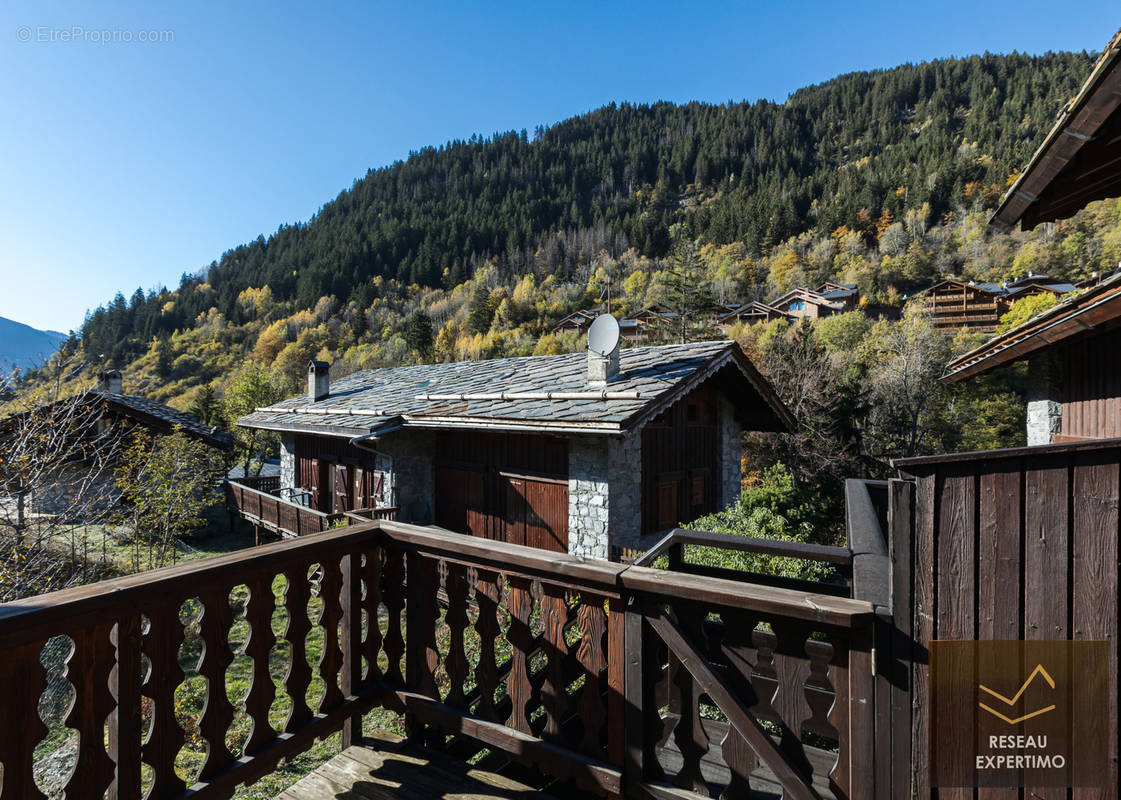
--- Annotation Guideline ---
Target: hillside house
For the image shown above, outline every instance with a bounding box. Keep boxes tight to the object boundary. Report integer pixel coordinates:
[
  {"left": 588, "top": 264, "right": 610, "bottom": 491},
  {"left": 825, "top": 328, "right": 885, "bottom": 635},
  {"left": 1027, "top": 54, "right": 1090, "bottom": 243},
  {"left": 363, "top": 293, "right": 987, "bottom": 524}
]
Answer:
[
  {"left": 235, "top": 342, "right": 793, "bottom": 558},
  {"left": 916, "top": 275, "right": 1077, "bottom": 332},
  {"left": 0, "top": 371, "right": 232, "bottom": 514},
  {"left": 768, "top": 286, "right": 848, "bottom": 319},
  {"left": 716, "top": 300, "right": 790, "bottom": 328},
  {"left": 550, "top": 309, "right": 598, "bottom": 336}
]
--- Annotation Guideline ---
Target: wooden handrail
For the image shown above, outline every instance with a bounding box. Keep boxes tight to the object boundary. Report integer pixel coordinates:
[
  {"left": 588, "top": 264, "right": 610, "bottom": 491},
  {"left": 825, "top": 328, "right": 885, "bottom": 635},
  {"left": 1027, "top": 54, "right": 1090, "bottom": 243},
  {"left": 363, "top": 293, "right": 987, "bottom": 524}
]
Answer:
[
  {"left": 0, "top": 518, "right": 886, "bottom": 800},
  {"left": 0, "top": 524, "right": 380, "bottom": 646},
  {"left": 632, "top": 526, "right": 854, "bottom": 568},
  {"left": 379, "top": 520, "right": 627, "bottom": 591}
]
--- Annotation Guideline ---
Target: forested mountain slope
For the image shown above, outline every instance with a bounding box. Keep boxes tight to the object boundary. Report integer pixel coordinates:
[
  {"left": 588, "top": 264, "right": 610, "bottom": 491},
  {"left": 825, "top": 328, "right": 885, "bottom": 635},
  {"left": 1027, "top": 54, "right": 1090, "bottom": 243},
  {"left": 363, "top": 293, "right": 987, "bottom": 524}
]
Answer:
[
  {"left": 75, "top": 51, "right": 1094, "bottom": 368},
  {"left": 22, "top": 48, "right": 1121, "bottom": 481}
]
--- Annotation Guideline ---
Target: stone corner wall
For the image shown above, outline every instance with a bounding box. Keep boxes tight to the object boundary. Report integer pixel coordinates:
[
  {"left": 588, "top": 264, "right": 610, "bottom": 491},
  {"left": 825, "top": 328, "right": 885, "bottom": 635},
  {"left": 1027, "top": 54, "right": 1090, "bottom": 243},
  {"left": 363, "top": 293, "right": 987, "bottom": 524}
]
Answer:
[
  {"left": 717, "top": 394, "right": 743, "bottom": 509},
  {"left": 567, "top": 433, "right": 643, "bottom": 561},
  {"left": 1026, "top": 354, "right": 1062, "bottom": 446},
  {"left": 279, "top": 433, "right": 296, "bottom": 491},
  {"left": 379, "top": 430, "right": 435, "bottom": 524},
  {"left": 568, "top": 437, "right": 609, "bottom": 559}
]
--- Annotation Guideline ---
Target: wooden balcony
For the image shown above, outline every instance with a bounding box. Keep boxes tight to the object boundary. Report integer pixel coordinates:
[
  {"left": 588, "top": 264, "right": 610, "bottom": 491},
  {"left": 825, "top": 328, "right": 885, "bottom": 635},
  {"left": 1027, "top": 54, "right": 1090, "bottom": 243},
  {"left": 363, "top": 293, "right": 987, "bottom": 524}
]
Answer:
[
  {"left": 0, "top": 516, "right": 888, "bottom": 800},
  {"left": 225, "top": 476, "right": 398, "bottom": 538}
]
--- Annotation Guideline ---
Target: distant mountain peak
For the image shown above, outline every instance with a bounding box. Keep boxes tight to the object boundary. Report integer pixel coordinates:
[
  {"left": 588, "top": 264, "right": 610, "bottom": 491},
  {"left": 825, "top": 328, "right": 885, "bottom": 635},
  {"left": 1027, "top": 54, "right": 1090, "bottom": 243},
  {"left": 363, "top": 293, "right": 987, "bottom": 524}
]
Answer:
[{"left": 0, "top": 316, "right": 67, "bottom": 377}]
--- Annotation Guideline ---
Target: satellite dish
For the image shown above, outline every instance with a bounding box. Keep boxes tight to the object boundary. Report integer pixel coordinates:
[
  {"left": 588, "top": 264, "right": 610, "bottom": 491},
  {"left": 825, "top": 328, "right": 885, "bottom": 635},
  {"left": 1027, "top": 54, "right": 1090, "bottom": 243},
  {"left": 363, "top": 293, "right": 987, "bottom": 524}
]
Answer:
[{"left": 587, "top": 314, "right": 620, "bottom": 356}]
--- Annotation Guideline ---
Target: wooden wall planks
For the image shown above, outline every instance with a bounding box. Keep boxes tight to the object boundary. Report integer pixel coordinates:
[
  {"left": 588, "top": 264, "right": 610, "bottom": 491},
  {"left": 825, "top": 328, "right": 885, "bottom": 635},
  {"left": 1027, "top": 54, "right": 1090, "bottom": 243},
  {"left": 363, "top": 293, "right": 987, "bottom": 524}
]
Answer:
[{"left": 896, "top": 441, "right": 1121, "bottom": 799}]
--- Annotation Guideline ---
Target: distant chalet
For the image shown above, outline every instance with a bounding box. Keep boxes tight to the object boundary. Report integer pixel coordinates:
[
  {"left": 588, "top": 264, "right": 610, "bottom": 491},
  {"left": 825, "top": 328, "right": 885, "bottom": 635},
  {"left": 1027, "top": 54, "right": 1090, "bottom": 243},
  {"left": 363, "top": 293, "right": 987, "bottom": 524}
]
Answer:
[
  {"left": 916, "top": 275, "right": 1078, "bottom": 333},
  {"left": 238, "top": 342, "right": 793, "bottom": 559},
  {"left": 0, "top": 371, "right": 231, "bottom": 515}
]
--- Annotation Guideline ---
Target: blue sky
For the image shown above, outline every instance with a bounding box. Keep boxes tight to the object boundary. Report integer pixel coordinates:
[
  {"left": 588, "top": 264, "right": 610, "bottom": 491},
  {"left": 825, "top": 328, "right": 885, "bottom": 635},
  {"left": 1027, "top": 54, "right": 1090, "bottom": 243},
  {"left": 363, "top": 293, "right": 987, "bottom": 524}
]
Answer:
[{"left": 0, "top": 1, "right": 1117, "bottom": 333}]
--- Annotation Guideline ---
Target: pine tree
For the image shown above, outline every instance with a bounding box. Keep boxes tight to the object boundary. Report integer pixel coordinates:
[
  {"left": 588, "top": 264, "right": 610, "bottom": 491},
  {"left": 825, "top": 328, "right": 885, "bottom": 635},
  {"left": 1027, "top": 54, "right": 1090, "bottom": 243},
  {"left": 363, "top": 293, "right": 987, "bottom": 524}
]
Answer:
[{"left": 404, "top": 310, "right": 434, "bottom": 360}]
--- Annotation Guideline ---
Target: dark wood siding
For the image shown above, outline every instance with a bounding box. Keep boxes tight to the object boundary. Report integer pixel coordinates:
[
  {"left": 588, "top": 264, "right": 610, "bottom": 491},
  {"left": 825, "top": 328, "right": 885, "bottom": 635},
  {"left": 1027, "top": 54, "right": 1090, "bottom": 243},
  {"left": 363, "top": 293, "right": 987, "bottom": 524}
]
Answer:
[
  {"left": 641, "top": 384, "right": 719, "bottom": 534},
  {"left": 1058, "top": 327, "right": 1121, "bottom": 440},
  {"left": 894, "top": 442, "right": 1121, "bottom": 797},
  {"left": 294, "top": 434, "right": 383, "bottom": 513},
  {"left": 434, "top": 431, "right": 569, "bottom": 553}
]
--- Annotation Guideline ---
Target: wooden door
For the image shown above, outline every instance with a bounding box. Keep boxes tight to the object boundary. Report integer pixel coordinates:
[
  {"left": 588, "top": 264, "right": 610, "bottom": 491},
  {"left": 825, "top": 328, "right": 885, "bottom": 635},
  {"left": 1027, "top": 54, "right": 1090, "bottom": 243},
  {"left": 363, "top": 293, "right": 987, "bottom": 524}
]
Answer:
[
  {"left": 435, "top": 466, "right": 487, "bottom": 537},
  {"left": 504, "top": 474, "right": 567, "bottom": 553}
]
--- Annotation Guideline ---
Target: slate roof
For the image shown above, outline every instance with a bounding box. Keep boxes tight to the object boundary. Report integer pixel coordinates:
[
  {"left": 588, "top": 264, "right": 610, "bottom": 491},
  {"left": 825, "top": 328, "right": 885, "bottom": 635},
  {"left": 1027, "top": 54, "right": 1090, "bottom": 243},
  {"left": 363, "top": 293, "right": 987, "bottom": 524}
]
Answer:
[
  {"left": 98, "top": 392, "right": 232, "bottom": 448},
  {"left": 0, "top": 391, "right": 233, "bottom": 450},
  {"left": 239, "top": 341, "right": 793, "bottom": 439}
]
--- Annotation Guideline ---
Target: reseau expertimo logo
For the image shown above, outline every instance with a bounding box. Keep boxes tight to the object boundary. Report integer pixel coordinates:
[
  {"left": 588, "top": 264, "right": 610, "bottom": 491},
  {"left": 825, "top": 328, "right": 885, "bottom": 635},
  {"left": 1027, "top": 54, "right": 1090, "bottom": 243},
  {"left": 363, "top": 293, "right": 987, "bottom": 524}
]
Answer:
[{"left": 931, "top": 640, "right": 1109, "bottom": 788}]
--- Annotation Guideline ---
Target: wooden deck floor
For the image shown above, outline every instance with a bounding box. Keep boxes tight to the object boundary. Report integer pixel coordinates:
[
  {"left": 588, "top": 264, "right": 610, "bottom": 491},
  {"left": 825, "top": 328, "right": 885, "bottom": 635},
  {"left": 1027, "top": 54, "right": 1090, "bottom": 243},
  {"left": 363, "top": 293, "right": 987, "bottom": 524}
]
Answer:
[{"left": 275, "top": 735, "right": 560, "bottom": 800}]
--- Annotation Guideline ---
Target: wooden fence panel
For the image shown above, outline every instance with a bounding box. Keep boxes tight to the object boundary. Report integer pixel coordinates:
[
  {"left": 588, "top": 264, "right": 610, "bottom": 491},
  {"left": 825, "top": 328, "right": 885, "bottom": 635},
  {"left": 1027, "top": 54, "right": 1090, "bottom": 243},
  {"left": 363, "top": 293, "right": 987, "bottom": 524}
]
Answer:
[{"left": 895, "top": 441, "right": 1121, "bottom": 800}]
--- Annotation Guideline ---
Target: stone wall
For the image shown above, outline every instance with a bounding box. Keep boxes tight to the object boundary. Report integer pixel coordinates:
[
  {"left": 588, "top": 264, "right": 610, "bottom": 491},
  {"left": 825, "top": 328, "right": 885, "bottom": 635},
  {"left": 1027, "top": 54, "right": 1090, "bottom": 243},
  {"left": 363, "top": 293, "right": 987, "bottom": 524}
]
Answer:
[
  {"left": 1026, "top": 354, "right": 1062, "bottom": 446},
  {"left": 606, "top": 432, "right": 643, "bottom": 554},
  {"left": 279, "top": 434, "right": 296, "bottom": 491},
  {"left": 717, "top": 394, "right": 744, "bottom": 508},
  {"left": 28, "top": 463, "right": 120, "bottom": 517},
  {"left": 568, "top": 437, "right": 610, "bottom": 559},
  {"left": 375, "top": 430, "right": 435, "bottom": 524},
  {"left": 567, "top": 433, "right": 643, "bottom": 559}
]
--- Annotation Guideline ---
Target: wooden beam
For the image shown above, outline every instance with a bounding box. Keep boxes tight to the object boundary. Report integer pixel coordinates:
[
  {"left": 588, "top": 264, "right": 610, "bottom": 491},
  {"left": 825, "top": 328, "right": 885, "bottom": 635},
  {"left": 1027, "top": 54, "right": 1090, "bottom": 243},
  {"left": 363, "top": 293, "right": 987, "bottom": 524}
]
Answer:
[
  {"left": 643, "top": 606, "right": 819, "bottom": 800},
  {"left": 395, "top": 690, "right": 623, "bottom": 796}
]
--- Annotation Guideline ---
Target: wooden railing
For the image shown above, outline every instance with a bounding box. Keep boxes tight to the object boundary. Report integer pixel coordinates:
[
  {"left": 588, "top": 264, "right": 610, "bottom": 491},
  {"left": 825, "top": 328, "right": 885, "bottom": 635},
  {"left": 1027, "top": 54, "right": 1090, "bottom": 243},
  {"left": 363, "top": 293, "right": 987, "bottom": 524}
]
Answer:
[
  {"left": 344, "top": 507, "right": 401, "bottom": 524},
  {"left": 231, "top": 474, "right": 281, "bottom": 494},
  {"left": 0, "top": 526, "right": 383, "bottom": 800},
  {"left": 225, "top": 479, "right": 342, "bottom": 537},
  {"left": 634, "top": 526, "right": 855, "bottom": 596},
  {"left": 0, "top": 521, "right": 886, "bottom": 800}
]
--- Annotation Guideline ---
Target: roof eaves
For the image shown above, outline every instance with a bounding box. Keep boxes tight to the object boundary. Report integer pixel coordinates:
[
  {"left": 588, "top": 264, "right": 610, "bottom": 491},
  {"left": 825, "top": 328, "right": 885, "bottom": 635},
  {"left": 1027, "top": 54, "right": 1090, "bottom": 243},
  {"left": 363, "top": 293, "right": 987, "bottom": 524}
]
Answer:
[
  {"left": 991, "top": 29, "right": 1121, "bottom": 230},
  {"left": 942, "top": 272, "right": 1121, "bottom": 382}
]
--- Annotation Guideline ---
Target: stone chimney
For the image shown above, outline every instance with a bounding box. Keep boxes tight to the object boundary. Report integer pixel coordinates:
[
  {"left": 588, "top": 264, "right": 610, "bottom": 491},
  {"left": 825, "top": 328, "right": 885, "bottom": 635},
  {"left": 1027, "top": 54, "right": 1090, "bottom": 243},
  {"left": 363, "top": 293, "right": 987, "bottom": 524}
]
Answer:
[
  {"left": 308, "top": 360, "right": 330, "bottom": 402},
  {"left": 97, "top": 369, "right": 123, "bottom": 395},
  {"left": 587, "top": 346, "right": 619, "bottom": 387}
]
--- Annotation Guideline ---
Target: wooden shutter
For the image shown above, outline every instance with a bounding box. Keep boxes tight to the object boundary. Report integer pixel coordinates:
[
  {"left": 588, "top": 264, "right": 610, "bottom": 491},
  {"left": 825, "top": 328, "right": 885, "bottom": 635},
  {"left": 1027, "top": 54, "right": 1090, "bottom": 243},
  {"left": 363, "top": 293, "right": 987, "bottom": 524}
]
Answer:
[
  {"left": 333, "top": 464, "right": 350, "bottom": 512},
  {"left": 309, "top": 458, "right": 321, "bottom": 510},
  {"left": 354, "top": 467, "right": 366, "bottom": 508},
  {"left": 370, "top": 470, "right": 385, "bottom": 504},
  {"left": 656, "top": 478, "right": 679, "bottom": 531}
]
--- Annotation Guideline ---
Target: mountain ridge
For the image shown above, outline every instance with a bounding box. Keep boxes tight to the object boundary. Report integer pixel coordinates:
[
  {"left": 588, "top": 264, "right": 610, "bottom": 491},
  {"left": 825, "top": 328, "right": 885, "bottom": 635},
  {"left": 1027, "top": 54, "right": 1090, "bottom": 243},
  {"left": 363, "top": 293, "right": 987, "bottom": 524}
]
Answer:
[{"left": 0, "top": 316, "right": 67, "bottom": 379}]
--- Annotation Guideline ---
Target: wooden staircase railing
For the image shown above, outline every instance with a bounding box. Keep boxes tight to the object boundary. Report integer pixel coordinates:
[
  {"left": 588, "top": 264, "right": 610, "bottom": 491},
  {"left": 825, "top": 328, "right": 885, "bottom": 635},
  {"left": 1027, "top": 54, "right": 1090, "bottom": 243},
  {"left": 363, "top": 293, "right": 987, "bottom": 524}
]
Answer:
[{"left": 0, "top": 520, "right": 886, "bottom": 800}]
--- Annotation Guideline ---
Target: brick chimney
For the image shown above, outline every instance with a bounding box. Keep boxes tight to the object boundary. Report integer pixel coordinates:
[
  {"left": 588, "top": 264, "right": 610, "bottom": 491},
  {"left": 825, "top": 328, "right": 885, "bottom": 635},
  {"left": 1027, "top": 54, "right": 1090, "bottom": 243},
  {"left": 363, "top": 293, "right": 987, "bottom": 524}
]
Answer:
[
  {"left": 97, "top": 369, "right": 123, "bottom": 395},
  {"left": 308, "top": 360, "right": 330, "bottom": 402}
]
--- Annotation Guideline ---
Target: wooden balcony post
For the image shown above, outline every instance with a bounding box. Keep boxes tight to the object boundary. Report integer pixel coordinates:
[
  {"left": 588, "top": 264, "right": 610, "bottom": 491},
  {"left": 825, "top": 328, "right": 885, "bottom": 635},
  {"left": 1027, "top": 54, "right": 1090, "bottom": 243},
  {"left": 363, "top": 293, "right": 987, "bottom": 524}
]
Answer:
[
  {"left": 340, "top": 551, "right": 363, "bottom": 748},
  {"left": 622, "top": 598, "right": 645, "bottom": 788},
  {"left": 109, "top": 613, "right": 143, "bottom": 800}
]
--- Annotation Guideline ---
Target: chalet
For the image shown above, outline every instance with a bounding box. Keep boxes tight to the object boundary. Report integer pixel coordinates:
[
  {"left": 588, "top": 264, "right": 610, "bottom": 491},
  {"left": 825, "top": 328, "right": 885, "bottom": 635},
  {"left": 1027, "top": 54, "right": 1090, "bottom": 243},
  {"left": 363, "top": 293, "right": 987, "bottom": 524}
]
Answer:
[
  {"left": 944, "top": 29, "right": 1121, "bottom": 444},
  {"left": 715, "top": 300, "right": 790, "bottom": 328},
  {"left": 550, "top": 309, "right": 597, "bottom": 336},
  {"left": 944, "top": 272, "right": 1121, "bottom": 442},
  {"left": 915, "top": 279, "right": 1006, "bottom": 331},
  {"left": 235, "top": 342, "right": 793, "bottom": 558},
  {"left": 0, "top": 371, "right": 232, "bottom": 514},
  {"left": 768, "top": 287, "right": 847, "bottom": 319}
]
